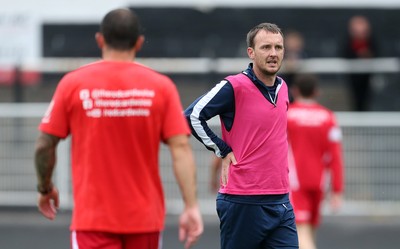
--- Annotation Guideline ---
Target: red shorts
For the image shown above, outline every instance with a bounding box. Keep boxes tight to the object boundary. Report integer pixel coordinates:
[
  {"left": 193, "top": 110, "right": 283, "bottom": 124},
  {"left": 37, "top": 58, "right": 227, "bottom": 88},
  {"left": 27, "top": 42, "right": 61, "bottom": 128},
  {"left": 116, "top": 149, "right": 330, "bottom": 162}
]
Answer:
[
  {"left": 291, "top": 189, "right": 324, "bottom": 226},
  {"left": 70, "top": 230, "right": 161, "bottom": 249}
]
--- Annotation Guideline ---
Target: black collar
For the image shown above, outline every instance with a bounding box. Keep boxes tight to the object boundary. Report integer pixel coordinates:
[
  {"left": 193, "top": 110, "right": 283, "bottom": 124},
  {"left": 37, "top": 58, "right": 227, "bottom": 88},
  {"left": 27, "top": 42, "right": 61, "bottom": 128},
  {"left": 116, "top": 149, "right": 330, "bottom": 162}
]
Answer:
[{"left": 242, "top": 63, "right": 281, "bottom": 89}]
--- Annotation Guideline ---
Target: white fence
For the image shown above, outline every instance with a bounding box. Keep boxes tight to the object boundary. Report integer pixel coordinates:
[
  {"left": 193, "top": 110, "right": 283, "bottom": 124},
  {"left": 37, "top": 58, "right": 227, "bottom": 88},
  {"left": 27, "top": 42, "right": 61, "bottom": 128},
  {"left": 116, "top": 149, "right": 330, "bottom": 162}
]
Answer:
[
  {"left": 0, "top": 103, "right": 400, "bottom": 216},
  {"left": 12, "top": 57, "right": 400, "bottom": 74}
]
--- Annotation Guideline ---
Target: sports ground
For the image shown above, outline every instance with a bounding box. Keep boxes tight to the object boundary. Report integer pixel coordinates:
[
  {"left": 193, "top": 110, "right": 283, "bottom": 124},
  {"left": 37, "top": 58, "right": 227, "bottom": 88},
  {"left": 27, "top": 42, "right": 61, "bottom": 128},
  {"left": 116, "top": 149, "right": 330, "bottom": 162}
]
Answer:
[{"left": 0, "top": 208, "right": 399, "bottom": 249}]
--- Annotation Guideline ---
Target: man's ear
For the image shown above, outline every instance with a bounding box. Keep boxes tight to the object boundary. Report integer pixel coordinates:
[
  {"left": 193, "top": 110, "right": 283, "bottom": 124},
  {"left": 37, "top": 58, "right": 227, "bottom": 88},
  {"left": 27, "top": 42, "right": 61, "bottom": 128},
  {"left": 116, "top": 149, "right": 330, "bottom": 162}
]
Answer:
[
  {"left": 95, "top": 32, "right": 105, "bottom": 49},
  {"left": 247, "top": 47, "right": 254, "bottom": 60},
  {"left": 134, "top": 35, "right": 145, "bottom": 52}
]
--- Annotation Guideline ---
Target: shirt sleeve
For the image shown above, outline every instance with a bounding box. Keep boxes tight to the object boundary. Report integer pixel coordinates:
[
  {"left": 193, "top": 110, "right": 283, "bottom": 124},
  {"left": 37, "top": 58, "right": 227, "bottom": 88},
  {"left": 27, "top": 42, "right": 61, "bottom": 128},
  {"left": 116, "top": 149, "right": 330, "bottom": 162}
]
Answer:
[
  {"left": 327, "top": 115, "right": 344, "bottom": 193},
  {"left": 184, "top": 80, "right": 234, "bottom": 158},
  {"left": 38, "top": 77, "right": 70, "bottom": 138},
  {"left": 161, "top": 79, "right": 191, "bottom": 141}
]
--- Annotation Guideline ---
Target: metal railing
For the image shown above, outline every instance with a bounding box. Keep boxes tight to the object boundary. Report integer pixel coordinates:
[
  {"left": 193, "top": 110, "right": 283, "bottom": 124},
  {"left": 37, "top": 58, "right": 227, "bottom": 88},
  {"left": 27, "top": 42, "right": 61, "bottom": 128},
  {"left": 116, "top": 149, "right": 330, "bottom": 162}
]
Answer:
[
  {"left": 5, "top": 57, "right": 400, "bottom": 74},
  {"left": 0, "top": 104, "right": 400, "bottom": 215}
]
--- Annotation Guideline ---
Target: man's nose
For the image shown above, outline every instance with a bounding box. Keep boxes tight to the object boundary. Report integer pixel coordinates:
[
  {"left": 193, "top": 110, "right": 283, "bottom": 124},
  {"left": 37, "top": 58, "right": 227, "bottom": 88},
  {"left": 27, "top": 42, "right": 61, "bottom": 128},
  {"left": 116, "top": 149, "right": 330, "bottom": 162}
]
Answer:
[{"left": 270, "top": 48, "right": 278, "bottom": 56}]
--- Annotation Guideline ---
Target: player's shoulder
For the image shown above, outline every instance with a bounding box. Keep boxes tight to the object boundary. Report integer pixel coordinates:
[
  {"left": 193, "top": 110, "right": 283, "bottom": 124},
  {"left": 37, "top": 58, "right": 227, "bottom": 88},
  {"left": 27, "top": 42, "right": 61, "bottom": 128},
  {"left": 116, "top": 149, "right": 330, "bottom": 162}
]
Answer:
[
  {"left": 312, "top": 104, "right": 338, "bottom": 125},
  {"left": 134, "top": 62, "right": 171, "bottom": 78},
  {"left": 61, "top": 61, "right": 104, "bottom": 81},
  {"left": 316, "top": 103, "right": 335, "bottom": 116},
  {"left": 134, "top": 62, "right": 178, "bottom": 91},
  {"left": 289, "top": 102, "right": 334, "bottom": 118},
  {"left": 309, "top": 103, "right": 336, "bottom": 119},
  {"left": 66, "top": 60, "right": 172, "bottom": 82},
  {"left": 294, "top": 102, "right": 332, "bottom": 112},
  {"left": 69, "top": 60, "right": 104, "bottom": 73}
]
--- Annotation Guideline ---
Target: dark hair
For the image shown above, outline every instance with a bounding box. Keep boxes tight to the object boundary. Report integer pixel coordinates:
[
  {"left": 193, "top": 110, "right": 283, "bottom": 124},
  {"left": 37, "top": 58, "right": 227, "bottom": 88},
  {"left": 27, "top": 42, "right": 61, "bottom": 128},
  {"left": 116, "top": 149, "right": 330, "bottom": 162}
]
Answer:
[
  {"left": 100, "top": 8, "right": 141, "bottom": 51},
  {"left": 246, "top": 23, "right": 283, "bottom": 48},
  {"left": 292, "top": 74, "right": 319, "bottom": 98}
]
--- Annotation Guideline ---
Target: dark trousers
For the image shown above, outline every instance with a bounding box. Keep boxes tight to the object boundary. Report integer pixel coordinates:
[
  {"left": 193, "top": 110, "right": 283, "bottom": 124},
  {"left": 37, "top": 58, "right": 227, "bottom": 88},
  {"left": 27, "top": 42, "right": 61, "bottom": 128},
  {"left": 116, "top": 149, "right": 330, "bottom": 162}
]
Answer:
[{"left": 216, "top": 193, "right": 299, "bottom": 249}]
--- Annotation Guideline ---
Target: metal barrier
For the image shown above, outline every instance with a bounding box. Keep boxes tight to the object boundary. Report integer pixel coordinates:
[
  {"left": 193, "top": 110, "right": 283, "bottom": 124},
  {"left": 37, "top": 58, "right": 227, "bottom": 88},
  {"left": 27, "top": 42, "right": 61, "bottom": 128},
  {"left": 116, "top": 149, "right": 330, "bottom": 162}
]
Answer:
[
  {"left": 15, "top": 57, "right": 400, "bottom": 74},
  {"left": 0, "top": 104, "right": 400, "bottom": 215}
]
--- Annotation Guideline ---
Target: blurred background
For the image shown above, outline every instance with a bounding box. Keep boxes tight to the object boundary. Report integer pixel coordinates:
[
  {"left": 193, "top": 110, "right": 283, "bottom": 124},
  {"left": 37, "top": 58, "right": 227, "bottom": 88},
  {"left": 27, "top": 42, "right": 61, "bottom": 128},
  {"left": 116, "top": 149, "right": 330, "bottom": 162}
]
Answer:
[{"left": 0, "top": 0, "right": 400, "bottom": 248}]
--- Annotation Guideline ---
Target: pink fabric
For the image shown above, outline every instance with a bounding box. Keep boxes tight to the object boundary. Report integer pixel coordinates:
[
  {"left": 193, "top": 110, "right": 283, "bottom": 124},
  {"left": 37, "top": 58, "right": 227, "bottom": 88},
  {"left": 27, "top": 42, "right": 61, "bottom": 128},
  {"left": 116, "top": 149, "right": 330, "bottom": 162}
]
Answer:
[{"left": 219, "top": 73, "right": 290, "bottom": 195}]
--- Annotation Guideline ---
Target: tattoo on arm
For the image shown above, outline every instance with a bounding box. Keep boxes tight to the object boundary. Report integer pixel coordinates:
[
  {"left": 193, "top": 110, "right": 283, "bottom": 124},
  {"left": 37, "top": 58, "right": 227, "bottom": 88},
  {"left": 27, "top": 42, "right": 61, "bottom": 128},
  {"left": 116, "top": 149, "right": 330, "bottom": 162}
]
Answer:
[{"left": 34, "top": 133, "right": 60, "bottom": 189}]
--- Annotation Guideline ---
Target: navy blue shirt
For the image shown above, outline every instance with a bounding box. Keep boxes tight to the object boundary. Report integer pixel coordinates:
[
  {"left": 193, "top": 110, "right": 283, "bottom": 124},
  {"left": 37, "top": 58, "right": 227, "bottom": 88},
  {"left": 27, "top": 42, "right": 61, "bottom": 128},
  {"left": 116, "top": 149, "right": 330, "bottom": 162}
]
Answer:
[{"left": 184, "top": 63, "right": 284, "bottom": 157}]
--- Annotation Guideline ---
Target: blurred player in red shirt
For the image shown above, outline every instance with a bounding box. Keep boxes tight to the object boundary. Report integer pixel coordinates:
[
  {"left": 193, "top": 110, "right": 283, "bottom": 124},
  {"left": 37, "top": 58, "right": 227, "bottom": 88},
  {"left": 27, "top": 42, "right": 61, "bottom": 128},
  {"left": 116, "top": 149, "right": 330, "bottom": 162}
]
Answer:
[
  {"left": 287, "top": 74, "right": 344, "bottom": 249},
  {"left": 34, "top": 8, "right": 203, "bottom": 249}
]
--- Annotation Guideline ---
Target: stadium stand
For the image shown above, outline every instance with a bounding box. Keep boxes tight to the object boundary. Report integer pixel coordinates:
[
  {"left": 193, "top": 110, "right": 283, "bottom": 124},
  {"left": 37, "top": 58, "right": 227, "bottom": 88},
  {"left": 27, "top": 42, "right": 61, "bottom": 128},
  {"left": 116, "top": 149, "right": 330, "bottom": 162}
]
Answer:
[{"left": 41, "top": 7, "right": 400, "bottom": 58}]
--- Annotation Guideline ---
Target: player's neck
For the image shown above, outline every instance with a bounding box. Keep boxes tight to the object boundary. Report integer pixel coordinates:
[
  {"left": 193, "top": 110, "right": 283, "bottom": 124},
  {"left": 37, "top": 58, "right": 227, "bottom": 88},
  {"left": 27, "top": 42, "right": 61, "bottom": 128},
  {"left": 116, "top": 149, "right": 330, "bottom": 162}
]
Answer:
[
  {"left": 296, "top": 98, "right": 317, "bottom": 104},
  {"left": 102, "top": 48, "right": 136, "bottom": 62}
]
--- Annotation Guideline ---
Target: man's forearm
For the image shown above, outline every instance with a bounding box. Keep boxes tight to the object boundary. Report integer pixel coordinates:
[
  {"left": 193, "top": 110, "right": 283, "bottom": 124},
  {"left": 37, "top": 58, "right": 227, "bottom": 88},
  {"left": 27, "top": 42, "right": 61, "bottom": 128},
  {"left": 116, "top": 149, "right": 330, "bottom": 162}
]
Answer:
[
  {"left": 168, "top": 135, "right": 198, "bottom": 208},
  {"left": 34, "top": 133, "right": 59, "bottom": 192},
  {"left": 173, "top": 148, "right": 198, "bottom": 208}
]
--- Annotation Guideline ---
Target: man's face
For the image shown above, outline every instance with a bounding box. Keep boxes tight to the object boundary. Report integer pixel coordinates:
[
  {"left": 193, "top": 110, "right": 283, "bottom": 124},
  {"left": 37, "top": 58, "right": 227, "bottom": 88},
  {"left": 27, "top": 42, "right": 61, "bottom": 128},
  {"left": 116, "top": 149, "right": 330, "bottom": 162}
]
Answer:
[{"left": 247, "top": 30, "right": 284, "bottom": 76}]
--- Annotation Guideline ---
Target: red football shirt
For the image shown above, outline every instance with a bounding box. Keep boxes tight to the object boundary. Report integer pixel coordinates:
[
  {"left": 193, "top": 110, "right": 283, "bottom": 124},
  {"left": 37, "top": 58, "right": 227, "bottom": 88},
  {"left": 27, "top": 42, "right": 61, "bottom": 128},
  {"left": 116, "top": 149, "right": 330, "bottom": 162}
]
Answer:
[
  {"left": 39, "top": 60, "right": 190, "bottom": 233},
  {"left": 287, "top": 101, "right": 344, "bottom": 193}
]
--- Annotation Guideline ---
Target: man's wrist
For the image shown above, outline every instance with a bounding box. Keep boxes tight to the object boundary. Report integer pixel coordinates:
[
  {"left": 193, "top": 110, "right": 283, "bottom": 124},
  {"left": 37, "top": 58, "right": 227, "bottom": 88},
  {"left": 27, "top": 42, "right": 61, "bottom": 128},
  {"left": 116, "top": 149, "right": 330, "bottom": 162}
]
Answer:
[
  {"left": 37, "top": 183, "right": 54, "bottom": 195},
  {"left": 220, "top": 148, "right": 233, "bottom": 158}
]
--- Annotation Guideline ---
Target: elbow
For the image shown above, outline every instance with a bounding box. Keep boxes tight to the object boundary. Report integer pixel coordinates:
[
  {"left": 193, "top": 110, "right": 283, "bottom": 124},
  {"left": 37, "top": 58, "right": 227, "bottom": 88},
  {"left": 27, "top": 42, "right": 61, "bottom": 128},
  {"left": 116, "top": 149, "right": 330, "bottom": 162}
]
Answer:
[
  {"left": 183, "top": 106, "right": 191, "bottom": 118},
  {"left": 184, "top": 109, "right": 195, "bottom": 123},
  {"left": 35, "top": 139, "right": 51, "bottom": 155},
  {"left": 184, "top": 113, "right": 192, "bottom": 125},
  {"left": 34, "top": 133, "right": 58, "bottom": 157},
  {"left": 183, "top": 109, "right": 192, "bottom": 124}
]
